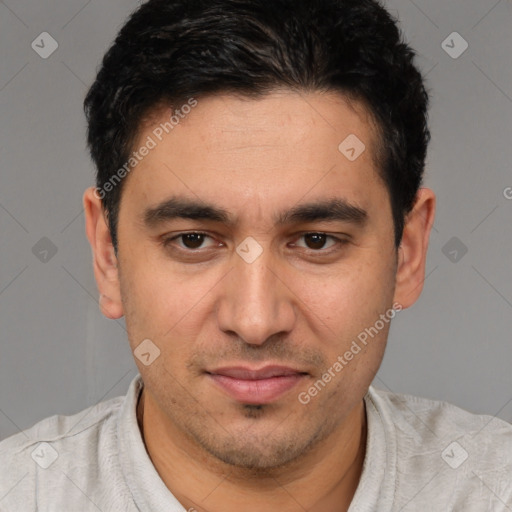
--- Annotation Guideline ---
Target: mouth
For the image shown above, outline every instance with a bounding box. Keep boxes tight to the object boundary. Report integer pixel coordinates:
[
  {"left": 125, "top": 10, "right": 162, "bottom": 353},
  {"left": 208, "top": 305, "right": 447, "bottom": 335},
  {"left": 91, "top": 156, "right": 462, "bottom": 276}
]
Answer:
[{"left": 205, "top": 365, "right": 309, "bottom": 405}]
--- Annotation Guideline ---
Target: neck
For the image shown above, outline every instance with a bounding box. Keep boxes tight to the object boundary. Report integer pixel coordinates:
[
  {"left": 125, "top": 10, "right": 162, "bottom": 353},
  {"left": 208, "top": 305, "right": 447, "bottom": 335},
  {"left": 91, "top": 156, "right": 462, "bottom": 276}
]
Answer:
[{"left": 137, "top": 387, "right": 367, "bottom": 512}]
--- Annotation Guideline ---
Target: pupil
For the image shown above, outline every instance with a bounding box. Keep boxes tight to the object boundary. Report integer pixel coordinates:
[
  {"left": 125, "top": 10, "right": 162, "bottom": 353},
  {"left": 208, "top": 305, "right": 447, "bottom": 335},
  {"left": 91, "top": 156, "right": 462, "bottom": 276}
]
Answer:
[
  {"left": 305, "top": 234, "right": 326, "bottom": 250},
  {"left": 183, "top": 233, "right": 204, "bottom": 249}
]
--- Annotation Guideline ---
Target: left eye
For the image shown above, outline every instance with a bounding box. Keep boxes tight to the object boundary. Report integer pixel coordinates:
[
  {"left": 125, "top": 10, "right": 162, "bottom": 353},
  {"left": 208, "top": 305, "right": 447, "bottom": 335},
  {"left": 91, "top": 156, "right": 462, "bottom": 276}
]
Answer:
[
  {"left": 167, "top": 232, "right": 216, "bottom": 250},
  {"left": 293, "top": 233, "right": 339, "bottom": 251}
]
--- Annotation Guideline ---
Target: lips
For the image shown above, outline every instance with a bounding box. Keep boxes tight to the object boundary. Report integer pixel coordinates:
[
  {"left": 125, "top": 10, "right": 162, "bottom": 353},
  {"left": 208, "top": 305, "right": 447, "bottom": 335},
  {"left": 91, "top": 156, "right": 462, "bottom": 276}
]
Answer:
[
  {"left": 210, "top": 365, "right": 303, "bottom": 380},
  {"left": 206, "top": 365, "right": 307, "bottom": 404}
]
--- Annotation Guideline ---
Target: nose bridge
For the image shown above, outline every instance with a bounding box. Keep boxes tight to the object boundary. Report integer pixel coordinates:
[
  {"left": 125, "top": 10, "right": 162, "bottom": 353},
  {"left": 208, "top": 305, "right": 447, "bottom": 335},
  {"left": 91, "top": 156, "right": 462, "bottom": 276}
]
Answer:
[{"left": 216, "top": 246, "right": 295, "bottom": 345}]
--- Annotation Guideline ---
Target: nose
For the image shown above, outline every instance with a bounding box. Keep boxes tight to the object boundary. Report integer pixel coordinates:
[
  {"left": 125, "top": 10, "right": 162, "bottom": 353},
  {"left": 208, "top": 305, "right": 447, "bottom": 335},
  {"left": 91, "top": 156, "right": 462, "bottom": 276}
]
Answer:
[{"left": 216, "top": 247, "right": 296, "bottom": 346}]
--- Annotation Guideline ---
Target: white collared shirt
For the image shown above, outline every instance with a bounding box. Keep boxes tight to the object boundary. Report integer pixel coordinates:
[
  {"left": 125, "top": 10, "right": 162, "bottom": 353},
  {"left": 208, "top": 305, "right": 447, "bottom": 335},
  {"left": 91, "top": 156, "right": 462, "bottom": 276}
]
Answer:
[{"left": 1, "top": 374, "right": 511, "bottom": 511}]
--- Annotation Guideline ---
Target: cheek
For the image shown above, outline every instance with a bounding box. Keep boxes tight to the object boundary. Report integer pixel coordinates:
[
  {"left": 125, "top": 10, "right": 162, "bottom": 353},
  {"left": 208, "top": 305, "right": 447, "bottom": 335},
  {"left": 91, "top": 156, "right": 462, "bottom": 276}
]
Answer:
[
  {"left": 298, "top": 258, "right": 393, "bottom": 333},
  {"left": 294, "top": 257, "right": 395, "bottom": 392},
  {"left": 121, "top": 252, "right": 192, "bottom": 317},
  {"left": 119, "top": 256, "right": 219, "bottom": 367}
]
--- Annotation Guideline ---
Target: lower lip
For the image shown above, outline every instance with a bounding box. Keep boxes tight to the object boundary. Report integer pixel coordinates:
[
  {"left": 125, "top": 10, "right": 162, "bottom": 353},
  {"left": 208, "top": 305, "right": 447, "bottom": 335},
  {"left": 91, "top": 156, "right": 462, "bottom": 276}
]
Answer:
[{"left": 208, "top": 374, "right": 305, "bottom": 404}]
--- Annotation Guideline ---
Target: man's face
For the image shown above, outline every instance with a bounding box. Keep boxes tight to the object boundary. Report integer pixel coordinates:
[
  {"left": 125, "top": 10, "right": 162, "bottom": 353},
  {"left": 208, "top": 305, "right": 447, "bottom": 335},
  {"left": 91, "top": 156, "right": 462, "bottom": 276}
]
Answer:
[{"left": 116, "top": 91, "right": 398, "bottom": 469}]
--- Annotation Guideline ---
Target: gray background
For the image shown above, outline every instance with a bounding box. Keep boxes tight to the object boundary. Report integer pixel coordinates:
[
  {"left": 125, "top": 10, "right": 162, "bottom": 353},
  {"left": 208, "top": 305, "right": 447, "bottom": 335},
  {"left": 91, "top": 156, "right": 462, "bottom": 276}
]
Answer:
[{"left": 0, "top": 0, "right": 511, "bottom": 442}]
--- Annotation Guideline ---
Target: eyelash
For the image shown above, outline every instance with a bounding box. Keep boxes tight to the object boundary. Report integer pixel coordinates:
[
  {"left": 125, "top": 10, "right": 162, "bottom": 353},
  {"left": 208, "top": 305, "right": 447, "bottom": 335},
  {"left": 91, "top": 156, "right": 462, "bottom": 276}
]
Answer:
[{"left": 161, "top": 231, "right": 348, "bottom": 254}]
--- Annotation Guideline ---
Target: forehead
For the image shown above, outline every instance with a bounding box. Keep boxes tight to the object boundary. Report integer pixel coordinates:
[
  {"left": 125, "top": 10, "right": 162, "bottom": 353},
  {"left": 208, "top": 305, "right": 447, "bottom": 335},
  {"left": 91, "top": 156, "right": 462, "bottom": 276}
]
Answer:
[{"left": 121, "top": 91, "right": 387, "bottom": 223}]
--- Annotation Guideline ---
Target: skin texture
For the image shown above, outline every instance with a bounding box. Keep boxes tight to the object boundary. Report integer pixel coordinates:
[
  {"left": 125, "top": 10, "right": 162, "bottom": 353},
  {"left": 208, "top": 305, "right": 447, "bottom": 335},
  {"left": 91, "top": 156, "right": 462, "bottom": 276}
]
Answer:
[{"left": 84, "top": 91, "right": 436, "bottom": 512}]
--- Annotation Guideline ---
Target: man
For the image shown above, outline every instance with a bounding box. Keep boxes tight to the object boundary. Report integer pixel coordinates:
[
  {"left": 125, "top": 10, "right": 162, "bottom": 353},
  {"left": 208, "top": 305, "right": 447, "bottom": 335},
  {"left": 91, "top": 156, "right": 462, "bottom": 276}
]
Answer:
[{"left": 1, "top": 0, "right": 511, "bottom": 510}]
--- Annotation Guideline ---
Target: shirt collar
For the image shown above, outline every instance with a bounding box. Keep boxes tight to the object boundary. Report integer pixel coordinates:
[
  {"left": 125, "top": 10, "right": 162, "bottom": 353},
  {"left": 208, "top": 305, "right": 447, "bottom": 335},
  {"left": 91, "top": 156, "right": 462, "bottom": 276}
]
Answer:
[{"left": 117, "top": 373, "right": 187, "bottom": 511}]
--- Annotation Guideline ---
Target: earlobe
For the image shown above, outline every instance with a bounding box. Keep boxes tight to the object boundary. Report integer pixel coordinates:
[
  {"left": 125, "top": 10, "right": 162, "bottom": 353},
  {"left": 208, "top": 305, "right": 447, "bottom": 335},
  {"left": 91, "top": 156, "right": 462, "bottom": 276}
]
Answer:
[
  {"left": 83, "top": 187, "right": 124, "bottom": 319},
  {"left": 393, "top": 188, "right": 436, "bottom": 309},
  {"left": 99, "top": 293, "right": 122, "bottom": 319}
]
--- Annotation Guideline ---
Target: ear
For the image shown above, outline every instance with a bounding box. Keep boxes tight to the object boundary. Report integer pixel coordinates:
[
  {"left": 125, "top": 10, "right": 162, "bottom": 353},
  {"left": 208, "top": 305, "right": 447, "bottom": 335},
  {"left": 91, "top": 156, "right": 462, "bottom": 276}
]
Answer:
[
  {"left": 83, "top": 187, "right": 124, "bottom": 319},
  {"left": 393, "top": 187, "right": 436, "bottom": 309}
]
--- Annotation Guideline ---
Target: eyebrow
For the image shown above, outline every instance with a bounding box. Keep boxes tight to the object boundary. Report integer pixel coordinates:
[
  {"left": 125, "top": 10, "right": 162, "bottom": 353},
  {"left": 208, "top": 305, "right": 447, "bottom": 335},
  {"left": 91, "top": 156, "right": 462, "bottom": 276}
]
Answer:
[
  {"left": 276, "top": 198, "right": 367, "bottom": 226},
  {"left": 144, "top": 197, "right": 231, "bottom": 226},
  {"left": 143, "top": 196, "right": 368, "bottom": 228}
]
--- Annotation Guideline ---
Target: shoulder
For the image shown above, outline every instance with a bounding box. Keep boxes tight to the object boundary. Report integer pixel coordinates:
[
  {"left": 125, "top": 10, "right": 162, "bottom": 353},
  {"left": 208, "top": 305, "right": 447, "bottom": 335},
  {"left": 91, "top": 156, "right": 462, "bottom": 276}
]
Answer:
[
  {"left": 367, "top": 386, "right": 512, "bottom": 509},
  {"left": 0, "top": 394, "right": 125, "bottom": 510},
  {"left": 368, "top": 385, "right": 512, "bottom": 442},
  {"left": 0, "top": 393, "right": 124, "bottom": 452}
]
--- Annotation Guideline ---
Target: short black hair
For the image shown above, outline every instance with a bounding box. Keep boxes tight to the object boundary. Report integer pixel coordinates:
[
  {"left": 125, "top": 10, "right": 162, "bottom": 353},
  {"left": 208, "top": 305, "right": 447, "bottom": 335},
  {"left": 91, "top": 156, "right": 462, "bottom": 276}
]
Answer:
[{"left": 84, "top": 0, "right": 430, "bottom": 251}]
